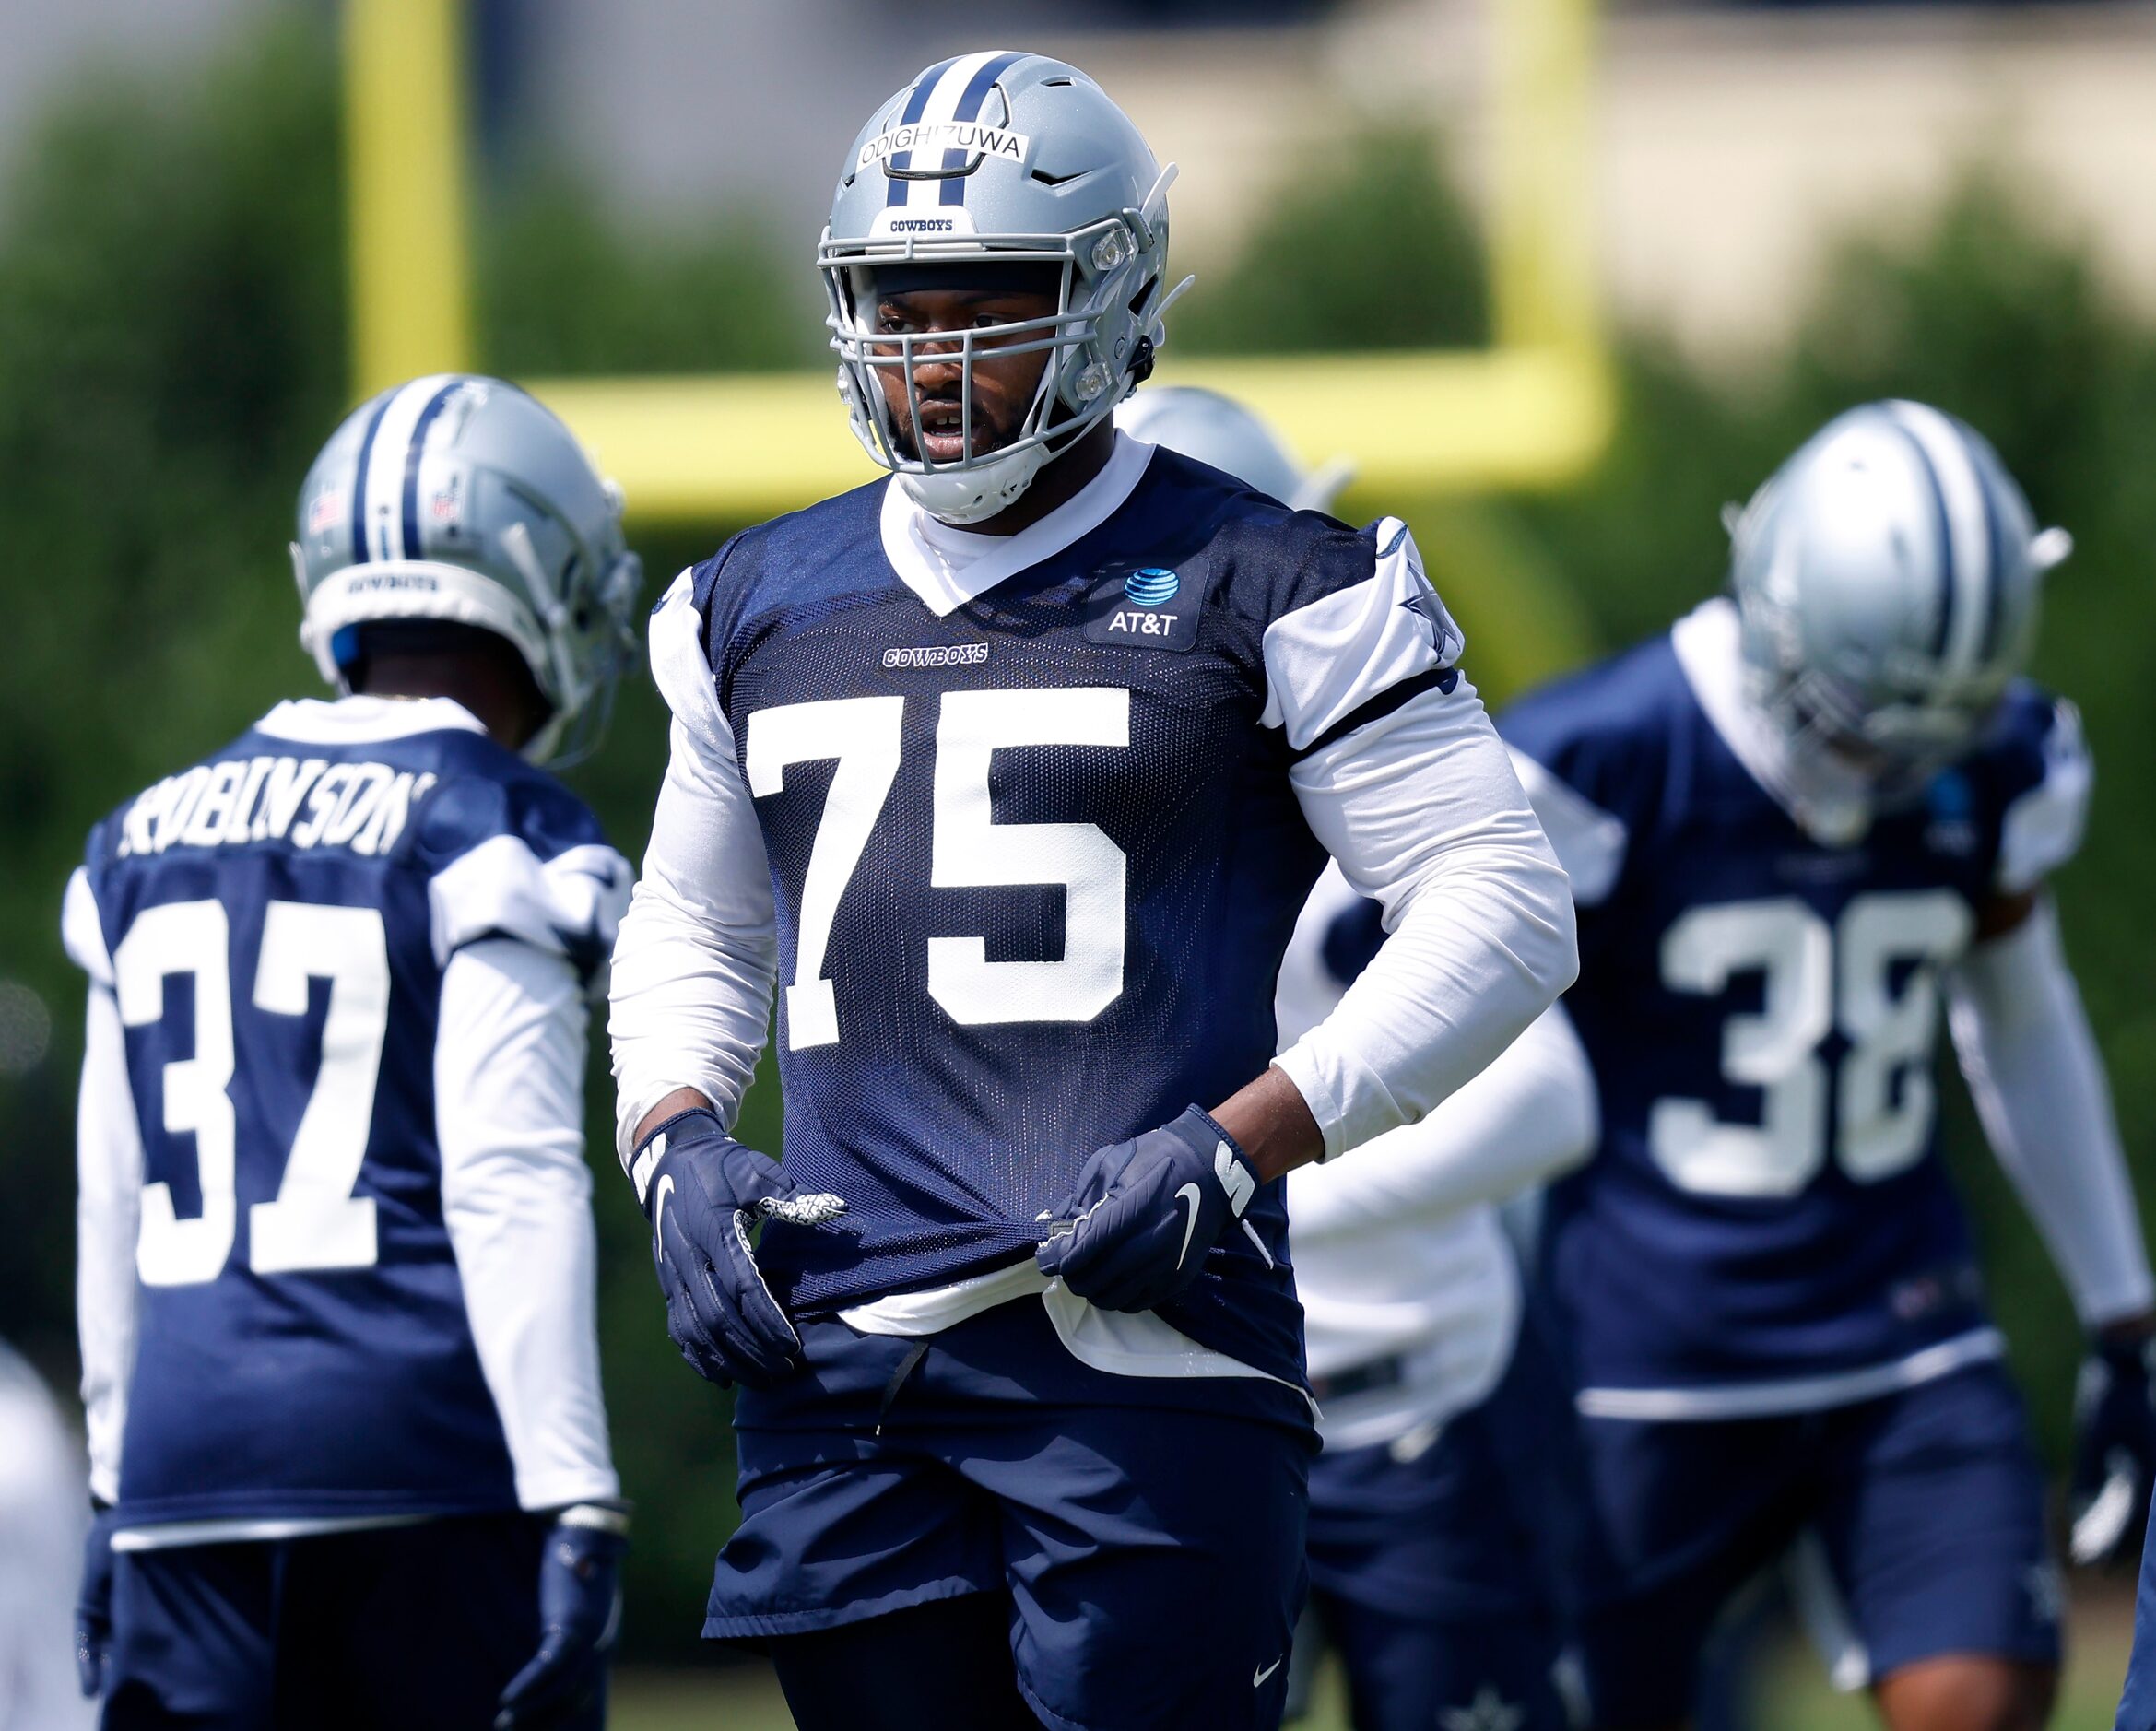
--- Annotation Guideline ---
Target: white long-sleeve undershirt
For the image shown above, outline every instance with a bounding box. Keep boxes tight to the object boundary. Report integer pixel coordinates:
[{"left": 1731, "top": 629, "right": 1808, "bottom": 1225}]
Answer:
[
  {"left": 607, "top": 714, "right": 778, "bottom": 1159},
  {"left": 1947, "top": 898, "right": 2154, "bottom": 1327},
  {"left": 1284, "top": 1003, "right": 1596, "bottom": 1242},
  {"left": 1276, "top": 862, "right": 1595, "bottom": 1442},
  {"left": 436, "top": 939, "right": 619, "bottom": 1511},
  {"left": 1271, "top": 693, "right": 1579, "bottom": 1160}
]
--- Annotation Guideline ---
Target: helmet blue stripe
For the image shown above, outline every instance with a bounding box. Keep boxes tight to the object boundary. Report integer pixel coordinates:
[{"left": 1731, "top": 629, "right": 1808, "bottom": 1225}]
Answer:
[
  {"left": 939, "top": 52, "right": 1025, "bottom": 205},
  {"left": 398, "top": 380, "right": 463, "bottom": 559},
  {"left": 886, "top": 57, "right": 961, "bottom": 206},
  {"left": 348, "top": 392, "right": 395, "bottom": 563},
  {"left": 1973, "top": 435, "right": 2009, "bottom": 663},
  {"left": 1891, "top": 420, "right": 1958, "bottom": 661}
]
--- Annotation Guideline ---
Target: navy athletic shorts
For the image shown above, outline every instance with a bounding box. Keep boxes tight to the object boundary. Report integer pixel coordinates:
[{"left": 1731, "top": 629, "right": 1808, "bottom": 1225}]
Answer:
[
  {"left": 1575, "top": 1360, "right": 2061, "bottom": 1728},
  {"left": 713, "top": 1295, "right": 1316, "bottom": 1731},
  {"left": 100, "top": 1512, "right": 578, "bottom": 1730}
]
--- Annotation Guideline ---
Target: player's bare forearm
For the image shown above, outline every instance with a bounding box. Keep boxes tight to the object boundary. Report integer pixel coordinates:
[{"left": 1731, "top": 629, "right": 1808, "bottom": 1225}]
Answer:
[
  {"left": 633, "top": 1089, "right": 715, "bottom": 1148},
  {"left": 2100, "top": 1310, "right": 2156, "bottom": 1348},
  {"left": 1210, "top": 1066, "right": 1324, "bottom": 1184},
  {"left": 1973, "top": 888, "right": 2039, "bottom": 943}
]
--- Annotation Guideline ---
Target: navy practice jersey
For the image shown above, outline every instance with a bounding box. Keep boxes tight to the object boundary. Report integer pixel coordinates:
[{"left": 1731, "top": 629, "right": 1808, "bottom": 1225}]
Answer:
[
  {"left": 684, "top": 448, "right": 1463, "bottom": 1387},
  {"left": 65, "top": 706, "right": 623, "bottom": 1527},
  {"left": 1503, "top": 604, "right": 2090, "bottom": 1396}
]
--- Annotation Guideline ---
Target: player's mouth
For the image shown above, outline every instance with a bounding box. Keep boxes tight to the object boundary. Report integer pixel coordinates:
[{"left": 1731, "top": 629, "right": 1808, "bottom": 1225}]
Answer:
[{"left": 913, "top": 395, "right": 996, "bottom": 463}]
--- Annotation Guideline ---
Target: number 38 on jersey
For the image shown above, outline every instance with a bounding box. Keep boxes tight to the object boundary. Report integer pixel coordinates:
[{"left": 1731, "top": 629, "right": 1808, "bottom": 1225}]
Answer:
[{"left": 1649, "top": 889, "right": 1972, "bottom": 1199}]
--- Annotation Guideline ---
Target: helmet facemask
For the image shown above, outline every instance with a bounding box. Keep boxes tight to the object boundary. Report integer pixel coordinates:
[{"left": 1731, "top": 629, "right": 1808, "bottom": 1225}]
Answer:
[
  {"left": 493, "top": 513, "right": 644, "bottom": 767},
  {"left": 1747, "top": 654, "right": 2004, "bottom": 810},
  {"left": 820, "top": 169, "right": 1186, "bottom": 524},
  {"left": 1736, "top": 543, "right": 2007, "bottom": 814}
]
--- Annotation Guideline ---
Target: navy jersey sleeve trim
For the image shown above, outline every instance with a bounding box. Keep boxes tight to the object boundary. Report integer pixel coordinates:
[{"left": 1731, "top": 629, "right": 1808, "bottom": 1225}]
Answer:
[{"left": 1291, "top": 665, "right": 1460, "bottom": 761}]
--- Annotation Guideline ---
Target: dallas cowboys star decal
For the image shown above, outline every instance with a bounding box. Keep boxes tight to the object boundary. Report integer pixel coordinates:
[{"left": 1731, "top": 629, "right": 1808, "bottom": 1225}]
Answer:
[
  {"left": 1399, "top": 587, "right": 1463, "bottom": 690},
  {"left": 1400, "top": 588, "right": 1459, "bottom": 658}
]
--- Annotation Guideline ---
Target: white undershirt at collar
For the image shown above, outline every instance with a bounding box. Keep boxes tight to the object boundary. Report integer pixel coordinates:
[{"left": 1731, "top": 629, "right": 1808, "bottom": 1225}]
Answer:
[
  {"left": 254, "top": 694, "right": 488, "bottom": 746},
  {"left": 880, "top": 432, "right": 1157, "bottom": 618},
  {"left": 1670, "top": 596, "right": 1873, "bottom": 844}
]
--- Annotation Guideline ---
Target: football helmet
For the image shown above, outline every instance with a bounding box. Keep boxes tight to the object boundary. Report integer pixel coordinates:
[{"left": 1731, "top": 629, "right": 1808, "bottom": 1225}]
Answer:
[
  {"left": 822, "top": 51, "right": 1191, "bottom": 524},
  {"left": 1116, "top": 385, "right": 1353, "bottom": 513},
  {"left": 291, "top": 375, "right": 642, "bottom": 764},
  {"left": 1728, "top": 398, "right": 2070, "bottom": 787}
]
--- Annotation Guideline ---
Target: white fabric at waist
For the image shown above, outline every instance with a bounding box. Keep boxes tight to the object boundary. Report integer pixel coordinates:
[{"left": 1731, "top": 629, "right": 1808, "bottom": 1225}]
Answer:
[
  {"left": 1301, "top": 1235, "right": 1522, "bottom": 1452},
  {"left": 840, "top": 1257, "right": 1314, "bottom": 1408},
  {"left": 112, "top": 1512, "right": 434, "bottom": 1553},
  {"left": 1574, "top": 1326, "right": 2007, "bottom": 1422},
  {"left": 1296, "top": 1206, "right": 1516, "bottom": 1382}
]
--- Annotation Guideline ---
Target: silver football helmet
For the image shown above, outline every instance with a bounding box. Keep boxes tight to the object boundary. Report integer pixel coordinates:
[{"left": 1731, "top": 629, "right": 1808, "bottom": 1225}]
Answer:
[
  {"left": 821, "top": 51, "right": 1192, "bottom": 524},
  {"left": 291, "top": 375, "right": 642, "bottom": 764},
  {"left": 1728, "top": 399, "right": 2071, "bottom": 786},
  {"left": 1116, "top": 385, "right": 1353, "bottom": 513}
]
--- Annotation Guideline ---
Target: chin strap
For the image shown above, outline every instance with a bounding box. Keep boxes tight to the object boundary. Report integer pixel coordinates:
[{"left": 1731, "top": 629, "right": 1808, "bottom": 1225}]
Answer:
[{"left": 903, "top": 437, "right": 1054, "bottom": 526}]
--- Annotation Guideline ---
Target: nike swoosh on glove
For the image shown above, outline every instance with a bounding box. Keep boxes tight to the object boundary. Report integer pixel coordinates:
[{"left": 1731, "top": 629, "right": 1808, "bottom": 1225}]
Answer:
[
  {"left": 1034, "top": 1105, "right": 1260, "bottom": 1313},
  {"left": 632, "top": 1107, "right": 846, "bottom": 1389},
  {"left": 75, "top": 1502, "right": 115, "bottom": 1699},
  {"left": 495, "top": 1509, "right": 629, "bottom": 1729},
  {"left": 2070, "top": 1334, "right": 2156, "bottom": 1567}
]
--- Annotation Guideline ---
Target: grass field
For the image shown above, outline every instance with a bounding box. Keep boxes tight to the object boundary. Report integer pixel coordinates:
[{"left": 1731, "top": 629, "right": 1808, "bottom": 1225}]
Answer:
[{"left": 612, "top": 1585, "right": 2138, "bottom": 1729}]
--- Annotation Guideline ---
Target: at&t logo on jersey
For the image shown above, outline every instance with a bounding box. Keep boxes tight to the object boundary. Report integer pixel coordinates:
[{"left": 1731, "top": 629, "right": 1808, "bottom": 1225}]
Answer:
[
  {"left": 1106, "top": 609, "right": 1178, "bottom": 641},
  {"left": 1084, "top": 566, "right": 1198, "bottom": 653}
]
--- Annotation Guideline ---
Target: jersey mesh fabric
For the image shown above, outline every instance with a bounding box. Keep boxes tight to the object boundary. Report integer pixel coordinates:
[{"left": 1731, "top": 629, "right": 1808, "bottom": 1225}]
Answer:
[
  {"left": 77, "top": 723, "right": 612, "bottom": 1525},
  {"left": 693, "top": 453, "right": 1427, "bottom": 1385},
  {"left": 1503, "top": 640, "right": 2072, "bottom": 1393}
]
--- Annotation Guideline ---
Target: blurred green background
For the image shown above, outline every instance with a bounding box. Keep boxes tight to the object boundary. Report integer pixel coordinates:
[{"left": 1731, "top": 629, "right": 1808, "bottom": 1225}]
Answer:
[{"left": 2, "top": 13, "right": 2154, "bottom": 1710}]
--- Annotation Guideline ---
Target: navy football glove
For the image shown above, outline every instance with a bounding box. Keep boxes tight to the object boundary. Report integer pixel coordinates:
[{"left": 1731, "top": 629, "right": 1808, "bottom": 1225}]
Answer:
[
  {"left": 635, "top": 1107, "right": 845, "bottom": 1389},
  {"left": 2070, "top": 1331, "right": 2156, "bottom": 1567},
  {"left": 1035, "top": 1106, "right": 1260, "bottom": 1313},
  {"left": 75, "top": 1502, "right": 114, "bottom": 1699},
  {"left": 495, "top": 1509, "right": 628, "bottom": 1729}
]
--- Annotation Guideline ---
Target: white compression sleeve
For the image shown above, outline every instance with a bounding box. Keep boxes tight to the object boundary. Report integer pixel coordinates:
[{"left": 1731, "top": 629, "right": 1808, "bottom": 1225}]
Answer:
[
  {"left": 75, "top": 981, "right": 141, "bottom": 1508},
  {"left": 1275, "top": 679, "right": 1580, "bottom": 1160},
  {"left": 1946, "top": 898, "right": 2154, "bottom": 1326},
  {"left": 1286, "top": 1005, "right": 1596, "bottom": 1242},
  {"left": 607, "top": 574, "right": 779, "bottom": 1163},
  {"left": 437, "top": 939, "right": 619, "bottom": 1511}
]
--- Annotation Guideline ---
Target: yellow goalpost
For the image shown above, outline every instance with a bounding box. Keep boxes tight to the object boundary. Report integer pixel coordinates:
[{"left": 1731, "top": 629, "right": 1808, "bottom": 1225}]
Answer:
[{"left": 344, "top": 0, "right": 1608, "bottom": 523}]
